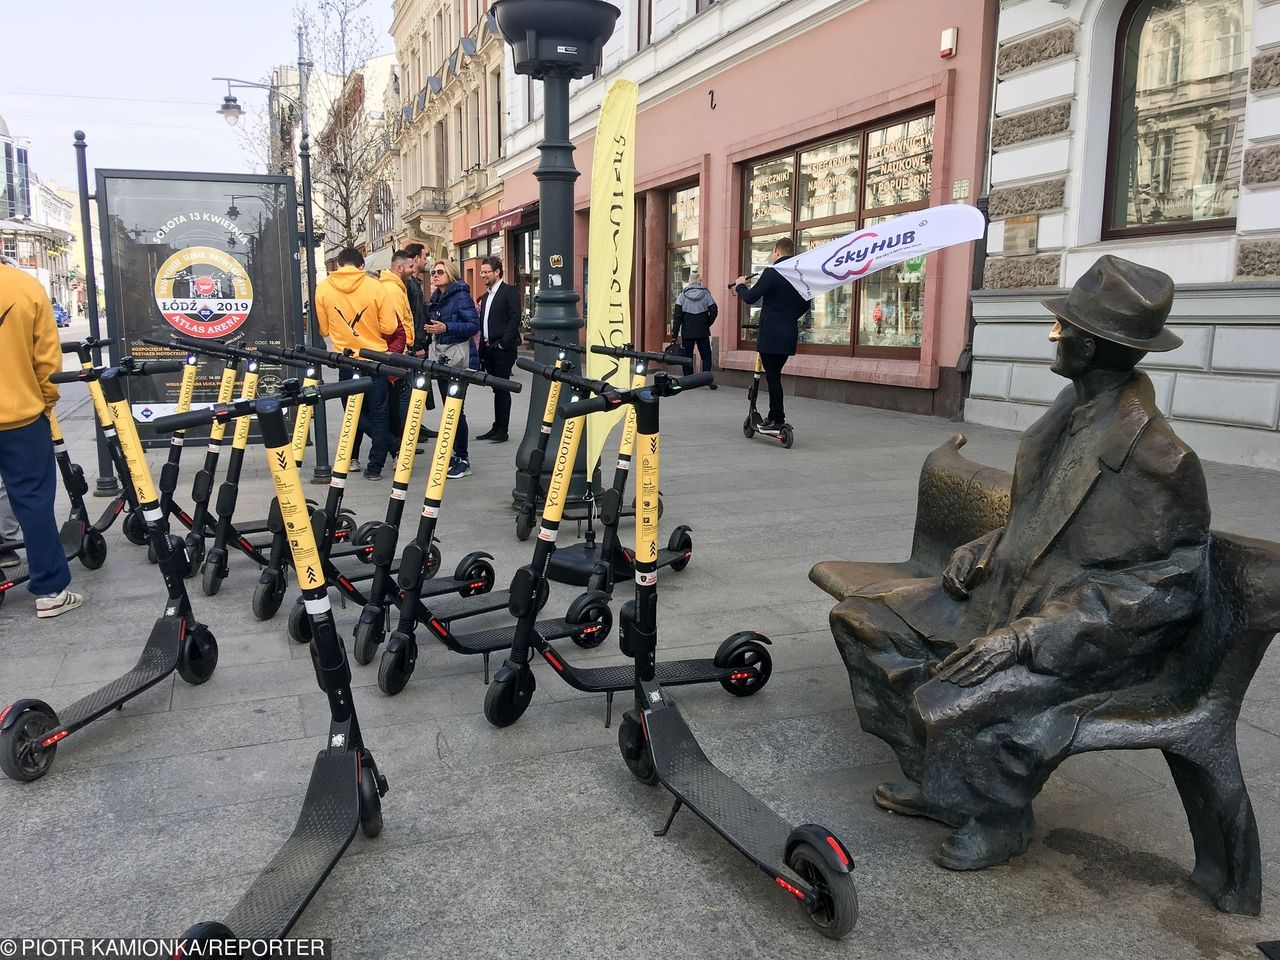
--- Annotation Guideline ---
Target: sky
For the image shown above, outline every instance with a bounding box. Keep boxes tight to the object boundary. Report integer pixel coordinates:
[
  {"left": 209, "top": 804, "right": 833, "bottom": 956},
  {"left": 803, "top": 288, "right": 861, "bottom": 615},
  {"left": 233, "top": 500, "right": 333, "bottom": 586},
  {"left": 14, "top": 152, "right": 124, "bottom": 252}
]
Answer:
[{"left": 2, "top": 0, "right": 395, "bottom": 192}]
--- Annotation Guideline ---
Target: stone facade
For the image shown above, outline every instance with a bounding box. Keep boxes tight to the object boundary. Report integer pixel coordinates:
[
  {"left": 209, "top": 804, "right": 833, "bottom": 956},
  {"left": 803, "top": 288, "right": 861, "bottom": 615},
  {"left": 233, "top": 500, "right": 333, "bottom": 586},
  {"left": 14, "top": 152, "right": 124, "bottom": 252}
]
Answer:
[
  {"left": 1243, "top": 143, "right": 1280, "bottom": 186},
  {"left": 1252, "top": 49, "right": 1280, "bottom": 94},
  {"left": 990, "top": 102, "right": 1071, "bottom": 149},
  {"left": 1237, "top": 239, "right": 1280, "bottom": 279},
  {"left": 995, "top": 25, "right": 1076, "bottom": 79},
  {"left": 988, "top": 177, "right": 1066, "bottom": 218},
  {"left": 982, "top": 254, "right": 1062, "bottom": 290}
]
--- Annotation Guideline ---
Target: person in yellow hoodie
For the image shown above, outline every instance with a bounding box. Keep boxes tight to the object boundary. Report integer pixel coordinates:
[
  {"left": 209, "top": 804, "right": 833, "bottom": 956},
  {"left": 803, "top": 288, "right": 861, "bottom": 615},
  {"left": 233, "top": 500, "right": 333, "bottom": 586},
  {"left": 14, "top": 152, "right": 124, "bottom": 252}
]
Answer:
[
  {"left": 381, "top": 249, "right": 430, "bottom": 451},
  {"left": 0, "top": 259, "right": 84, "bottom": 617},
  {"left": 316, "top": 246, "right": 398, "bottom": 480}
]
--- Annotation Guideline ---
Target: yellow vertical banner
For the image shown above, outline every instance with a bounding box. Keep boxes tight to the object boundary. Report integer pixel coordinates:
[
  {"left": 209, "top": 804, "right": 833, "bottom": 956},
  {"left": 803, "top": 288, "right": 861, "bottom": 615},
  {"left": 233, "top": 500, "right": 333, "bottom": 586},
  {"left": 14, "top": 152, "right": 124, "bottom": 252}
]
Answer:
[{"left": 584, "top": 78, "right": 639, "bottom": 478}]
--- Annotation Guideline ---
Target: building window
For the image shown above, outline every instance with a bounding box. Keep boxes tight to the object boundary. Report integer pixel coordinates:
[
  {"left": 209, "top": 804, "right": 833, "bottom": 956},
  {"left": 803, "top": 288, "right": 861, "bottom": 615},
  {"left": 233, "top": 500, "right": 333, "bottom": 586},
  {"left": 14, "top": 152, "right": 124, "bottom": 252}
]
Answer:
[
  {"left": 738, "top": 112, "right": 932, "bottom": 356},
  {"left": 666, "top": 183, "right": 699, "bottom": 312},
  {"left": 696, "top": 0, "right": 717, "bottom": 11},
  {"left": 1105, "top": 0, "right": 1251, "bottom": 237},
  {"left": 1, "top": 236, "right": 15, "bottom": 261},
  {"left": 488, "top": 69, "right": 504, "bottom": 162},
  {"left": 638, "top": 0, "right": 652, "bottom": 49}
]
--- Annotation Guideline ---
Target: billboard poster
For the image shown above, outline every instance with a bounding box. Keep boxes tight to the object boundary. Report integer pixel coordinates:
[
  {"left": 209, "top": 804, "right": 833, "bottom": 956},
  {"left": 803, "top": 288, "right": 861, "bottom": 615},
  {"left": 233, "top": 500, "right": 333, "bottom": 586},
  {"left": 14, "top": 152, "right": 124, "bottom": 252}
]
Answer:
[{"left": 96, "top": 170, "right": 305, "bottom": 444}]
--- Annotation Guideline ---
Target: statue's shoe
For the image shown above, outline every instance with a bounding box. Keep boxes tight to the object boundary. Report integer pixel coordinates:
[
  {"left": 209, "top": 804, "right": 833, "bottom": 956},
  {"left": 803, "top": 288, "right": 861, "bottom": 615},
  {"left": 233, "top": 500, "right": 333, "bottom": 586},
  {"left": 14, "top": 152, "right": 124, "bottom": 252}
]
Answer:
[
  {"left": 933, "top": 814, "right": 1035, "bottom": 871},
  {"left": 873, "top": 781, "right": 965, "bottom": 828}
]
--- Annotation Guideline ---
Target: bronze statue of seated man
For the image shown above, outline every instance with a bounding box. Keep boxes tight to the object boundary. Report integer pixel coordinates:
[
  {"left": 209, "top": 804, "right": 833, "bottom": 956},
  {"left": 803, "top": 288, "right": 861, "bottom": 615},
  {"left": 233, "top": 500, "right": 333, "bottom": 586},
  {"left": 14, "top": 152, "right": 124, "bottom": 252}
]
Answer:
[{"left": 831, "top": 255, "right": 1209, "bottom": 870}]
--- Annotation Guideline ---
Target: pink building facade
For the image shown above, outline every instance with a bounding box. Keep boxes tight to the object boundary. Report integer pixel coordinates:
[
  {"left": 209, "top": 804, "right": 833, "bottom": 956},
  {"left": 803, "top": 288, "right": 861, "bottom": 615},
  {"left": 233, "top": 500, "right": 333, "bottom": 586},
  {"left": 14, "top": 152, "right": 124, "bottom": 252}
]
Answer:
[{"left": 493, "top": 0, "right": 999, "bottom": 415}]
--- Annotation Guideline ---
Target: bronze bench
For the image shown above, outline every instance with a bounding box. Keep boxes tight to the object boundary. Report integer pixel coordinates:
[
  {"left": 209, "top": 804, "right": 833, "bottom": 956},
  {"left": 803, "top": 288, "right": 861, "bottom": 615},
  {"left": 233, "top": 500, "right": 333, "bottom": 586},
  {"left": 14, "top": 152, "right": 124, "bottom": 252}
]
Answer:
[{"left": 810, "top": 434, "right": 1280, "bottom": 916}]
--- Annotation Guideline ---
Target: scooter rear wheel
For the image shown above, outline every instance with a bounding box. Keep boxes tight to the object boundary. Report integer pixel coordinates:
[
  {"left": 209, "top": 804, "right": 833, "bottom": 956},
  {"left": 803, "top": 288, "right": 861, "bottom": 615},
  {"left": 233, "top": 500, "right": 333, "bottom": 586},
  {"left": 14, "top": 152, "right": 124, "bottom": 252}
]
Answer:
[
  {"left": 780, "top": 426, "right": 795, "bottom": 449},
  {"left": 667, "top": 525, "right": 693, "bottom": 573},
  {"left": 176, "top": 922, "right": 236, "bottom": 951},
  {"left": 80, "top": 529, "right": 108, "bottom": 570},
  {"left": 0, "top": 704, "right": 59, "bottom": 782},
  {"left": 788, "top": 842, "right": 858, "bottom": 939},
  {"left": 618, "top": 710, "right": 658, "bottom": 785},
  {"left": 716, "top": 639, "right": 772, "bottom": 697}
]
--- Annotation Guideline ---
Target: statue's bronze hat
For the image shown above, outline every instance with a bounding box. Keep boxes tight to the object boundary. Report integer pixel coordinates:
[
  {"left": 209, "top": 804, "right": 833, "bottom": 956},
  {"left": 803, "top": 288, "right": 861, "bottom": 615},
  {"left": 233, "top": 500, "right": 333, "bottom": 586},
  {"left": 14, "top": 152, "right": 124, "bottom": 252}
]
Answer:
[{"left": 1041, "top": 255, "right": 1182, "bottom": 352}]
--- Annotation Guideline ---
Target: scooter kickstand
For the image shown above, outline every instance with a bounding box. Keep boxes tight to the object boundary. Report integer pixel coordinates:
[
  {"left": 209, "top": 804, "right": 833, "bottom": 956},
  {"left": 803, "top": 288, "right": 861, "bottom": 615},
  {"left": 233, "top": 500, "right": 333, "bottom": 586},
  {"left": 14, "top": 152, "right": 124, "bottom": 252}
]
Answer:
[
  {"left": 604, "top": 691, "right": 614, "bottom": 729},
  {"left": 483, "top": 651, "right": 490, "bottom": 684},
  {"left": 655, "top": 798, "right": 683, "bottom": 837}
]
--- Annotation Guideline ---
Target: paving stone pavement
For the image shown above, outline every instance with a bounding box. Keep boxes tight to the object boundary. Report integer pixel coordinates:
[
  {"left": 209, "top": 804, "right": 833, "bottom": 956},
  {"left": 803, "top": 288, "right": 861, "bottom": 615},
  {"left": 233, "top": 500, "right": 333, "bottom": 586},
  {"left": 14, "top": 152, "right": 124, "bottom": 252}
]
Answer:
[{"left": 2, "top": 331, "right": 1278, "bottom": 959}]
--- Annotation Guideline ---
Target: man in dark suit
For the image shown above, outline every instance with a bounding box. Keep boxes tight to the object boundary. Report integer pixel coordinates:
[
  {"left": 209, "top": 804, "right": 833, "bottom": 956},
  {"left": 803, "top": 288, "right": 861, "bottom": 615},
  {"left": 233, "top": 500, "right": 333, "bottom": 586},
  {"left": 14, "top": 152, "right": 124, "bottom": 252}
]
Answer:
[
  {"left": 829, "top": 256, "right": 1208, "bottom": 872},
  {"left": 733, "top": 237, "right": 811, "bottom": 427},
  {"left": 475, "top": 255, "right": 522, "bottom": 442}
]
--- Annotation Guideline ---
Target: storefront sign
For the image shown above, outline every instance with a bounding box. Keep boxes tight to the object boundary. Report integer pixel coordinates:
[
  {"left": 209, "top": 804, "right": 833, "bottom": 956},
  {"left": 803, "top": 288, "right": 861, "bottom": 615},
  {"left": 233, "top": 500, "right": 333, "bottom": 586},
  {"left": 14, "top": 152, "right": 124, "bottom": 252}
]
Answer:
[
  {"left": 773, "top": 202, "right": 986, "bottom": 298},
  {"left": 97, "top": 169, "right": 304, "bottom": 445}
]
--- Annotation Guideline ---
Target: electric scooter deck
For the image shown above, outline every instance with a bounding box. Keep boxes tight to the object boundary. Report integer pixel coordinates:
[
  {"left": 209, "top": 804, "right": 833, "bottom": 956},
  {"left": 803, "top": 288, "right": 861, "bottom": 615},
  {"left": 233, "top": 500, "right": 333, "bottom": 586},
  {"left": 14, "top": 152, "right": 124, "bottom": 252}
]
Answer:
[
  {"left": 0, "top": 362, "right": 219, "bottom": 783},
  {"left": 221, "top": 750, "right": 361, "bottom": 938}
]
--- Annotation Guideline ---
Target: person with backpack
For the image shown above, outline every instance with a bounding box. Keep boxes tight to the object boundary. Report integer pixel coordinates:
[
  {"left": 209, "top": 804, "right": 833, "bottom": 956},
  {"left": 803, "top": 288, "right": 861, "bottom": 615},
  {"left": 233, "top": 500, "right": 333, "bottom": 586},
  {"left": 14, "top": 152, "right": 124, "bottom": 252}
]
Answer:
[{"left": 672, "top": 272, "right": 718, "bottom": 387}]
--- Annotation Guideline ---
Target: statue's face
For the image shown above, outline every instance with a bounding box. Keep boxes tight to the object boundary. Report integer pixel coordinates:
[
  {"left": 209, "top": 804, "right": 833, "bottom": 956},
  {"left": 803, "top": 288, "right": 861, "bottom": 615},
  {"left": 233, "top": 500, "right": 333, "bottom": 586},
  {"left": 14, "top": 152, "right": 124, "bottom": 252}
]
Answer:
[{"left": 1049, "top": 320, "right": 1096, "bottom": 378}]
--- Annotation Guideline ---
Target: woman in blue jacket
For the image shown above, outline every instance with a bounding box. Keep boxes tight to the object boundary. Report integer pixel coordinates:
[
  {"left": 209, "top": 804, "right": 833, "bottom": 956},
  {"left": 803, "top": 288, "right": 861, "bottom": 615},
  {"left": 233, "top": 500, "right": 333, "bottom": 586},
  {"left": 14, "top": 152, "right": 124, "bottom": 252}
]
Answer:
[{"left": 425, "top": 259, "right": 481, "bottom": 478}]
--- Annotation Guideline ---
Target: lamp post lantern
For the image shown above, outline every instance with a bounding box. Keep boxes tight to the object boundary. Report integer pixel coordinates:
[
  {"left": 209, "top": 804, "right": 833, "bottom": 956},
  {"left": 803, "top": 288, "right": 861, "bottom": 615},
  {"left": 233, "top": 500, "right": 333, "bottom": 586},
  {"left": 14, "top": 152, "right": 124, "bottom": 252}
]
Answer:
[
  {"left": 211, "top": 26, "right": 330, "bottom": 482},
  {"left": 490, "top": 0, "right": 621, "bottom": 509}
]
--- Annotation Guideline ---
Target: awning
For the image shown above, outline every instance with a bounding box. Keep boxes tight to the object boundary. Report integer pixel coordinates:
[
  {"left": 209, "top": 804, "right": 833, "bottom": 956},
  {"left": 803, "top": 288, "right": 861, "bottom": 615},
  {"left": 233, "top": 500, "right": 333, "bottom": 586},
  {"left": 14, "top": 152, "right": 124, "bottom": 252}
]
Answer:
[
  {"left": 470, "top": 202, "right": 537, "bottom": 239},
  {"left": 364, "top": 245, "right": 394, "bottom": 273}
]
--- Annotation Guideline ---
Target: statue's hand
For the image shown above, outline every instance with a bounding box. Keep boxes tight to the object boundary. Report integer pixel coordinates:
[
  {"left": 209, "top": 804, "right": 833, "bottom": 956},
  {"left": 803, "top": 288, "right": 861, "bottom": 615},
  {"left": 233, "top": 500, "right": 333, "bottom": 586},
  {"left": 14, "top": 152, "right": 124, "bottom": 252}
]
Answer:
[
  {"left": 942, "top": 545, "right": 977, "bottom": 600},
  {"left": 935, "top": 627, "right": 1020, "bottom": 687}
]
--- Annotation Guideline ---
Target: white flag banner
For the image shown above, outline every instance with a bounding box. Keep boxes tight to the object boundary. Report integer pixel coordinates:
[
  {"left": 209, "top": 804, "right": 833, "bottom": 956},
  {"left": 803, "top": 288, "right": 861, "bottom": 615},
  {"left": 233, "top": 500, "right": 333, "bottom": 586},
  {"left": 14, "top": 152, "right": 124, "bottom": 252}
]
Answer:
[{"left": 771, "top": 203, "right": 987, "bottom": 299}]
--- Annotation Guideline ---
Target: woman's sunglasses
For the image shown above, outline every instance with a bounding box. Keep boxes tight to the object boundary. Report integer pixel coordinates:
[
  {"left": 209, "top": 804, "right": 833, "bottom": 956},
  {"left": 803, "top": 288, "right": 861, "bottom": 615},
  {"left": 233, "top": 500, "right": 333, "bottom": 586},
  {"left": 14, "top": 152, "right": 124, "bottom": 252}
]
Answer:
[{"left": 430, "top": 268, "right": 447, "bottom": 276}]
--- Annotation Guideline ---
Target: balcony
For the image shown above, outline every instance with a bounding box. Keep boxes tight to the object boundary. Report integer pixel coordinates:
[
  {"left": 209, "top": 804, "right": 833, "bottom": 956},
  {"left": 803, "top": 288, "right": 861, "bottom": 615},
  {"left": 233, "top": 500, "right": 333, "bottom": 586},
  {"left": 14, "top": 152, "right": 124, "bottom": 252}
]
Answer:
[
  {"left": 406, "top": 187, "right": 449, "bottom": 217},
  {"left": 447, "top": 168, "right": 491, "bottom": 208}
]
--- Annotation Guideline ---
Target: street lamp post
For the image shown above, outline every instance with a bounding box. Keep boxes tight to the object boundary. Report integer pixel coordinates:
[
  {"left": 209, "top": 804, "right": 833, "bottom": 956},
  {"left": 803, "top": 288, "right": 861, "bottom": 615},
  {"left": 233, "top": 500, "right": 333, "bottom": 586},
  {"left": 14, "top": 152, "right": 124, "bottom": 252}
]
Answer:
[
  {"left": 212, "top": 27, "right": 330, "bottom": 482},
  {"left": 490, "top": 0, "right": 621, "bottom": 508}
]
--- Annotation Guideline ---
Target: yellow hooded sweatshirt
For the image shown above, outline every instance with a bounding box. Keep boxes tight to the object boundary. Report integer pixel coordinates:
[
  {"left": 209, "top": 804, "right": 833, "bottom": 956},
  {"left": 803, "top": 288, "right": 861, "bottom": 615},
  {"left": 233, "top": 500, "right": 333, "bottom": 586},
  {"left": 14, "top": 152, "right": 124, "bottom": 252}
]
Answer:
[
  {"left": 0, "top": 264, "right": 61, "bottom": 430},
  {"left": 315, "top": 265, "right": 397, "bottom": 354},
  {"left": 378, "top": 270, "right": 414, "bottom": 347}
]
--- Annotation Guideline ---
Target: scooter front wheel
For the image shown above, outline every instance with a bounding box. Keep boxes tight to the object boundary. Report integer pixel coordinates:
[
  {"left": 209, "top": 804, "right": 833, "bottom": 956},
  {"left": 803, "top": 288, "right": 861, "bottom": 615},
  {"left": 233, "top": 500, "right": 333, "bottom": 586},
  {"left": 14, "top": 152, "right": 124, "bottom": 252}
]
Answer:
[
  {"left": 251, "top": 571, "right": 287, "bottom": 621},
  {"left": 483, "top": 668, "right": 535, "bottom": 727},
  {"left": 287, "top": 601, "right": 313, "bottom": 644},
  {"left": 122, "top": 510, "right": 149, "bottom": 546},
  {"left": 0, "top": 704, "right": 60, "bottom": 782},
  {"left": 358, "top": 763, "right": 384, "bottom": 838},
  {"left": 177, "top": 625, "right": 219, "bottom": 685},
  {"left": 742, "top": 416, "right": 755, "bottom": 439},
  {"left": 201, "top": 549, "right": 227, "bottom": 597},
  {"left": 352, "top": 610, "right": 386, "bottom": 665},
  {"left": 377, "top": 638, "right": 415, "bottom": 696},
  {"left": 80, "top": 529, "right": 108, "bottom": 570},
  {"left": 788, "top": 842, "right": 858, "bottom": 939},
  {"left": 515, "top": 509, "right": 535, "bottom": 541},
  {"left": 618, "top": 710, "right": 658, "bottom": 785}
]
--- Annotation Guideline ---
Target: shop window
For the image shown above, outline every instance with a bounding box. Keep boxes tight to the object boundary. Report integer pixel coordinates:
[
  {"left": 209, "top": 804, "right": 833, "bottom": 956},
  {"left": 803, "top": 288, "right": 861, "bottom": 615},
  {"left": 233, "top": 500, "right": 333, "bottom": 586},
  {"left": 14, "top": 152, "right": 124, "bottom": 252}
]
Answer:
[
  {"left": 738, "top": 113, "right": 932, "bottom": 357},
  {"left": 1105, "top": 0, "right": 1251, "bottom": 237},
  {"left": 666, "top": 183, "right": 699, "bottom": 314}
]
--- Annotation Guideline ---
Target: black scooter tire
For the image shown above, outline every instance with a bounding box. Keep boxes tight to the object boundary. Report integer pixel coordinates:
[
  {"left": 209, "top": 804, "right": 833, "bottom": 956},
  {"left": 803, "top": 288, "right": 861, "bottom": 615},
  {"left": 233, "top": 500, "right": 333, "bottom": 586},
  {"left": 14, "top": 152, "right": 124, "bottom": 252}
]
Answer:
[
  {"left": 287, "top": 601, "right": 313, "bottom": 644},
  {"left": 251, "top": 572, "right": 287, "bottom": 621},
  {"left": 201, "top": 552, "right": 226, "bottom": 597},
  {"left": 80, "top": 529, "right": 108, "bottom": 570},
  {"left": 515, "top": 509, "right": 535, "bottom": 541},
  {"left": 122, "top": 510, "right": 148, "bottom": 546},
  {"left": 780, "top": 425, "right": 795, "bottom": 449},
  {"left": 788, "top": 842, "right": 858, "bottom": 939},
  {"left": 377, "top": 642, "right": 414, "bottom": 696},
  {"left": 618, "top": 710, "right": 658, "bottom": 785},
  {"left": 483, "top": 669, "right": 535, "bottom": 728},
  {"left": 352, "top": 612, "right": 385, "bottom": 666},
  {"left": 0, "top": 704, "right": 59, "bottom": 782},
  {"left": 177, "top": 625, "right": 219, "bottom": 685},
  {"left": 358, "top": 765, "right": 384, "bottom": 838},
  {"left": 742, "top": 416, "right": 755, "bottom": 439}
]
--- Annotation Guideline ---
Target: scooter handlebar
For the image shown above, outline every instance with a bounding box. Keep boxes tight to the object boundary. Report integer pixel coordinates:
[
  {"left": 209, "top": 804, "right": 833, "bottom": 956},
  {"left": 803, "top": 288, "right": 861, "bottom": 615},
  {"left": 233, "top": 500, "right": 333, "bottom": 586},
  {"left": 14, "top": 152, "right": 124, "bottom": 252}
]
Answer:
[
  {"left": 516, "top": 356, "right": 607, "bottom": 396},
  {"left": 360, "top": 349, "right": 522, "bottom": 393},
  {"left": 50, "top": 359, "right": 186, "bottom": 383},
  {"left": 556, "top": 369, "right": 714, "bottom": 418},
  {"left": 152, "top": 377, "right": 370, "bottom": 433},
  {"left": 589, "top": 343, "right": 687, "bottom": 366},
  {"left": 523, "top": 333, "right": 585, "bottom": 354}
]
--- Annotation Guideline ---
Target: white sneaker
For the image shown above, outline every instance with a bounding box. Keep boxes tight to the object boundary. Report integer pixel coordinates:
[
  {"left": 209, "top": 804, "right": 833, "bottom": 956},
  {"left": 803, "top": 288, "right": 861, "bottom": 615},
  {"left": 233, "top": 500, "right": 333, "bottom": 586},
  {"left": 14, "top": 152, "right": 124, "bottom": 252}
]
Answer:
[
  {"left": 36, "top": 589, "right": 86, "bottom": 619},
  {"left": 349, "top": 459, "right": 361, "bottom": 471}
]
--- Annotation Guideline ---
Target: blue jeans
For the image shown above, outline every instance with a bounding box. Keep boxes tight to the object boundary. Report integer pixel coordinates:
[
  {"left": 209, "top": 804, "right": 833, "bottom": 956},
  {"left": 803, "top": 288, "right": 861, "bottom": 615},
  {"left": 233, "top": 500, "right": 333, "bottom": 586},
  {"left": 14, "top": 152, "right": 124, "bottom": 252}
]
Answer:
[
  {"left": 436, "top": 376, "right": 468, "bottom": 462},
  {"left": 360, "top": 374, "right": 393, "bottom": 473},
  {"left": 0, "top": 416, "right": 71, "bottom": 594}
]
